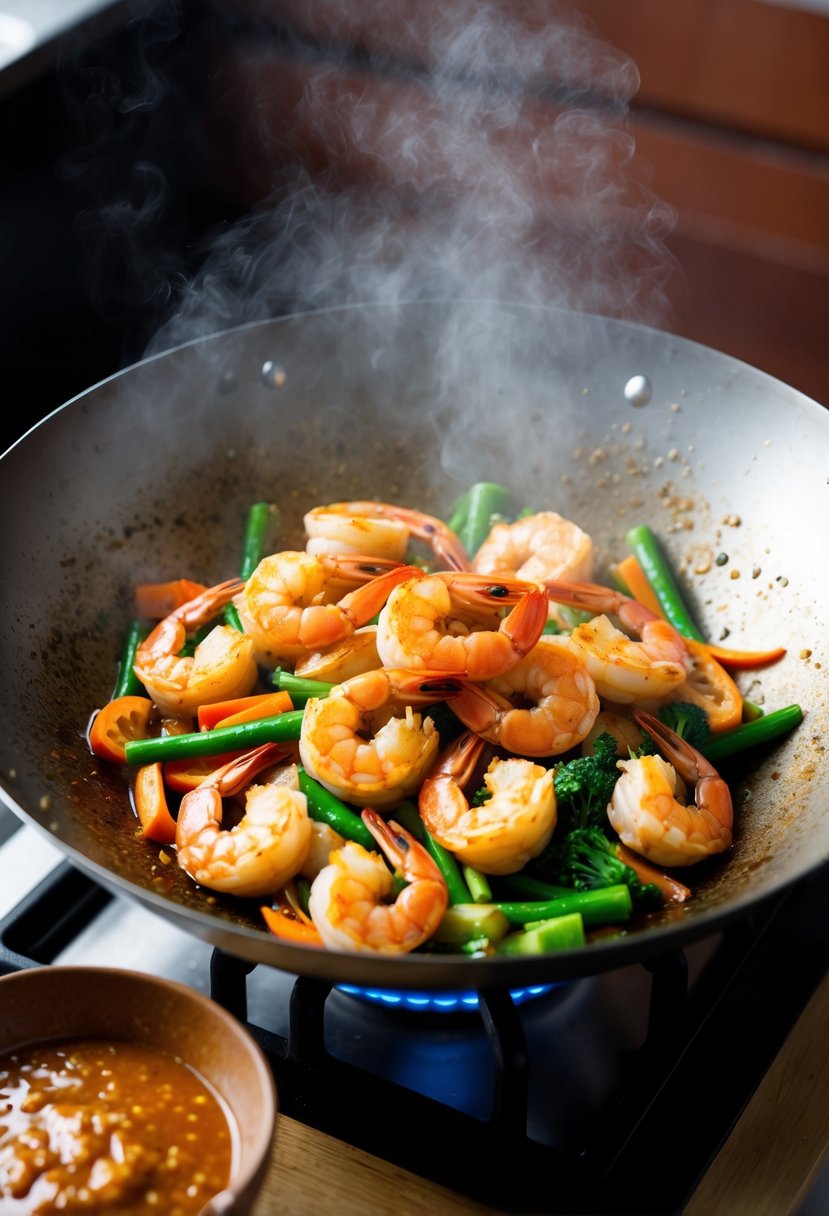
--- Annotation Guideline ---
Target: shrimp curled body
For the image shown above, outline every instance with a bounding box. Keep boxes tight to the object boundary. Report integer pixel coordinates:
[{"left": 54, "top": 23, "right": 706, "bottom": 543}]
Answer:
[
  {"left": 544, "top": 581, "right": 689, "bottom": 705},
  {"left": 450, "top": 635, "right": 600, "bottom": 757},
  {"left": 607, "top": 710, "right": 734, "bottom": 867},
  {"left": 376, "top": 572, "right": 548, "bottom": 680},
  {"left": 308, "top": 809, "right": 448, "bottom": 953},
  {"left": 473, "top": 510, "right": 594, "bottom": 585},
  {"left": 134, "top": 578, "right": 257, "bottom": 717},
  {"left": 419, "top": 731, "right": 557, "bottom": 874},
  {"left": 298, "top": 667, "right": 463, "bottom": 810},
  {"left": 175, "top": 743, "right": 311, "bottom": 897},
  {"left": 305, "top": 500, "right": 470, "bottom": 571},
  {"left": 234, "top": 552, "right": 419, "bottom": 668}
]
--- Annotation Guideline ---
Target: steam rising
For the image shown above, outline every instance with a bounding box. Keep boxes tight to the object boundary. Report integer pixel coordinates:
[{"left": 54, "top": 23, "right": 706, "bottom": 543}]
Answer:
[{"left": 140, "top": 1, "right": 674, "bottom": 354}]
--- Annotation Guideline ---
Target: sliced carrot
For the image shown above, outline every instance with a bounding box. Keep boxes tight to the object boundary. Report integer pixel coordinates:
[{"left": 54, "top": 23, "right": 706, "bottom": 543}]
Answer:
[
  {"left": 197, "top": 691, "right": 294, "bottom": 732},
  {"left": 613, "top": 555, "right": 664, "bottom": 618},
  {"left": 260, "top": 905, "right": 324, "bottom": 947},
  {"left": 673, "top": 639, "right": 743, "bottom": 733},
  {"left": 134, "top": 579, "right": 207, "bottom": 619},
  {"left": 133, "top": 763, "right": 177, "bottom": 844}
]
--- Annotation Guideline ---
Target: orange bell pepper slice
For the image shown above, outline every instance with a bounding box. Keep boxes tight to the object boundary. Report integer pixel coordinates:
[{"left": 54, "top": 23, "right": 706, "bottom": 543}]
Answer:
[
  {"left": 197, "top": 691, "right": 294, "bottom": 732},
  {"left": 134, "top": 579, "right": 208, "bottom": 619},
  {"left": 133, "top": 762, "right": 177, "bottom": 844},
  {"left": 260, "top": 904, "right": 324, "bottom": 947},
  {"left": 88, "top": 695, "right": 155, "bottom": 763},
  {"left": 673, "top": 639, "right": 743, "bottom": 733},
  {"left": 164, "top": 752, "right": 247, "bottom": 793}
]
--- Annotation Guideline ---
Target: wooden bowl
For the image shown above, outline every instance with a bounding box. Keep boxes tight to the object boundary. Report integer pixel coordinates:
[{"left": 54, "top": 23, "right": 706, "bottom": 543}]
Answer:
[{"left": 0, "top": 965, "right": 277, "bottom": 1215}]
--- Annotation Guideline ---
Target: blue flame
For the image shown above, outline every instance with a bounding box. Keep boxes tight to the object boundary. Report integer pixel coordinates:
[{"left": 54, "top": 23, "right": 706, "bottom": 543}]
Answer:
[{"left": 336, "top": 983, "right": 555, "bottom": 1012}]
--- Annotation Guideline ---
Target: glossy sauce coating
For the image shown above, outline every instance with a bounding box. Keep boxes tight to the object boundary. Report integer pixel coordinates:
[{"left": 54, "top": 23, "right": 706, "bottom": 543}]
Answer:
[{"left": 0, "top": 1039, "right": 234, "bottom": 1214}]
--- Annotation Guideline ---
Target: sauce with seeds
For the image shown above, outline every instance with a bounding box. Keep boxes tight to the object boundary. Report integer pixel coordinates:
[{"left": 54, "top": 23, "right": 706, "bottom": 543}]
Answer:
[{"left": 0, "top": 1039, "right": 234, "bottom": 1214}]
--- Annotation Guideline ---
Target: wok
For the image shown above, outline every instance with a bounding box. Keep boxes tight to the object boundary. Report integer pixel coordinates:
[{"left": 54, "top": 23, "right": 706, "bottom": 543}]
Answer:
[{"left": 0, "top": 299, "right": 826, "bottom": 990}]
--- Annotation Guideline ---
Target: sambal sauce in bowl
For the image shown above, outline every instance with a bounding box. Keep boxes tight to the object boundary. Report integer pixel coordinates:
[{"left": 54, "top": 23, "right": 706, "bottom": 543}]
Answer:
[{"left": 0, "top": 966, "right": 276, "bottom": 1215}]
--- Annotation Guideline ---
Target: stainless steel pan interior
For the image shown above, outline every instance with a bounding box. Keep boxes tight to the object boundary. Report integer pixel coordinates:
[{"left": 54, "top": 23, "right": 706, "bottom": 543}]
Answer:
[{"left": 0, "top": 300, "right": 826, "bottom": 989}]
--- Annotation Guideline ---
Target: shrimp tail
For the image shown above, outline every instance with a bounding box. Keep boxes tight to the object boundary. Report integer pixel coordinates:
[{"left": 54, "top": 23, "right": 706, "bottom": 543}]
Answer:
[
  {"left": 633, "top": 711, "right": 717, "bottom": 786},
  {"left": 448, "top": 680, "right": 513, "bottom": 738}
]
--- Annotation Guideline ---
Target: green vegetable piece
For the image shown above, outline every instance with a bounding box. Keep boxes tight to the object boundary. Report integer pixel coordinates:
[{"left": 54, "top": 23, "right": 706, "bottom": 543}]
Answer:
[
  {"left": 112, "top": 620, "right": 146, "bottom": 699},
  {"left": 552, "top": 732, "right": 621, "bottom": 831},
  {"left": 702, "top": 704, "right": 803, "bottom": 763},
  {"left": 492, "top": 873, "right": 573, "bottom": 902},
  {"left": 497, "top": 912, "right": 585, "bottom": 955},
  {"left": 296, "top": 768, "right": 376, "bottom": 851},
  {"left": 124, "top": 710, "right": 305, "bottom": 764},
  {"left": 273, "top": 669, "right": 335, "bottom": 705},
  {"left": 624, "top": 525, "right": 705, "bottom": 642},
  {"left": 225, "top": 501, "right": 280, "bottom": 632},
  {"left": 457, "top": 482, "right": 511, "bottom": 558},
  {"left": 530, "top": 827, "right": 662, "bottom": 913},
  {"left": 462, "top": 866, "right": 492, "bottom": 904},
  {"left": 432, "top": 903, "right": 510, "bottom": 945},
  {"left": 495, "top": 883, "right": 633, "bottom": 928},
  {"left": 393, "top": 801, "right": 472, "bottom": 905},
  {"left": 657, "top": 701, "right": 711, "bottom": 750}
]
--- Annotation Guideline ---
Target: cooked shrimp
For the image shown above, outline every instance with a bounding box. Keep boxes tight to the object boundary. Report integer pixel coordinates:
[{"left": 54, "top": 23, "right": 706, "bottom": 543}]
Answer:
[
  {"left": 294, "top": 626, "right": 381, "bottom": 683},
  {"left": 450, "top": 635, "right": 600, "bottom": 756},
  {"left": 234, "top": 552, "right": 419, "bottom": 668},
  {"left": 419, "top": 731, "right": 556, "bottom": 874},
  {"left": 473, "top": 510, "right": 594, "bottom": 585},
  {"left": 134, "top": 578, "right": 257, "bottom": 717},
  {"left": 306, "top": 499, "right": 470, "bottom": 571},
  {"left": 544, "top": 581, "right": 689, "bottom": 705},
  {"left": 304, "top": 505, "right": 410, "bottom": 561},
  {"left": 376, "top": 572, "right": 548, "bottom": 680},
  {"left": 299, "top": 667, "right": 464, "bottom": 810},
  {"left": 308, "top": 809, "right": 448, "bottom": 953},
  {"left": 607, "top": 710, "right": 733, "bottom": 867},
  {"left": 175, "top": 743, "right": 311, "bottom": 897}
]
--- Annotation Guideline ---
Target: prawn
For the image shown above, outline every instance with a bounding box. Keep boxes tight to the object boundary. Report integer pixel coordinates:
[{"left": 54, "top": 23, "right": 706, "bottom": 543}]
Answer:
[
  {"left": 449, "top": 635, "right": 600, "bottom": 756},
  {"left": 544, "top": 580, "right": 689, "bottom": 705},
  {"left": 419, "top": 731, "right": 557, "bottom": 874},
  {"left": 298, "top": 667, "right": 464, "bottom": 810},
  {"left": 175, "top": 743, "right": 311, "bottom": 897},
  {"left": 305, "top": 499, "right": 471, "bottom": 571},
  {"left": 133, "top": 578, "right": 257, "bottom": 717},
  {"left": 473, "top": 510, "right": 594, "bottom": 585},
  {"left": 607, "top": 709, "right": 733, "bottom": 867},
  {"left": 375, "top": 572, "right": 549, "bottom": 680},
  {"left": 308, "top": 809, "right": 448, "bottom": 953},
  {"left": 234, "top": 552, "right": 420, "bottom": 668}
]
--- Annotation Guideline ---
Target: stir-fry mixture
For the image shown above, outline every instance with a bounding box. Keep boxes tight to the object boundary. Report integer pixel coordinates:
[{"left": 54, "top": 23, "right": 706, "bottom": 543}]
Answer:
[{"left": 88, "top": 488, "right": 803, "bottom": 957}]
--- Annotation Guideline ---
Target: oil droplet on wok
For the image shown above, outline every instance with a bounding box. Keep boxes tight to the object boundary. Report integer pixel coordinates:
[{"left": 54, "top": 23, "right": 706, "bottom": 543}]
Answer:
[
  {"left": 623, "top": 374, "right": 652, "bottom": 407},
  {"left": 261, "top": 360, "right": 287, "bottom": 389}
]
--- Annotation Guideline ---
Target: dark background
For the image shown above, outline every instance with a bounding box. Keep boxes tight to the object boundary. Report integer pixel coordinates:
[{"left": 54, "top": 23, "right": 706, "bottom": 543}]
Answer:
[{"left": 2, "top": 0, "right": 827, "bottom": 454}]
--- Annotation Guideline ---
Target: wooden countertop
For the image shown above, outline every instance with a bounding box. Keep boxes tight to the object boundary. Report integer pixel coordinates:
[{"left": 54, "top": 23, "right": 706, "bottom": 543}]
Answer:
[{"left": 251, "top": 969, "right": 829, "bottom": 1215}]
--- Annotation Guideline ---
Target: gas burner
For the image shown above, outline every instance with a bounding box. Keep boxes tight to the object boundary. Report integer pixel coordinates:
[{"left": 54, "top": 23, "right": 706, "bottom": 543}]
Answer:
[{"left": 335, "top": 981, "right": 558, "bottom": 1013}]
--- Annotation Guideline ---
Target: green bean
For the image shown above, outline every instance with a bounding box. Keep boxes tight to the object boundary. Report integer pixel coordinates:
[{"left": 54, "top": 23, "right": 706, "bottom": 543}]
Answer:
[
  {"left": 112, "top": 620, "right": 146, "bottom": 699},
  {"left": 273, "top": 669, "right": 334, "bottom": 705},
  {"left": 492, "top": 872, "right": 573, "bottom": 902},
  {"left": 393, "top": 801, "right": 472, "bottom": 905},
  {"left": 462, "top": 865, "right": 492, "bottom": 904},
  {"left": 124, "top": 710, "right": 305, "bottom": 764},
  {"left": 495, "top": 884, "right": 633, "bottom": 928},
  {"left": 296, "top": 768, "right": 376, "bottom": 850},
  {"left": 457, "top": 482, "right": 511, "bottom": 558},
  {"left": 225, "top": 501, "right": 280, "bottom": 631},
  {"left": 624, "top": 524, "right": 705, "bottom": 642},
  {"left": 446, "top": 490, "right": 470, "bottom": 536},
  {"left": 702, "top": 705, "right": 803, "bottom": 763}
]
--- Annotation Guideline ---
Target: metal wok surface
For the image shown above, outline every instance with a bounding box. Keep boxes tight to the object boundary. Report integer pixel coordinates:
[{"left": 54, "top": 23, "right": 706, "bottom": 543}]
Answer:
[{"left": 1, "top": 300, "right": 826, "bottom": 989}]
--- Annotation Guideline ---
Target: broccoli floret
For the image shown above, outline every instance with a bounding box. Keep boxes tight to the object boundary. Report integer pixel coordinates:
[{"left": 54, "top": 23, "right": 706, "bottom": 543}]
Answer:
[
  {"left": 530, "top": 826, "right": 663, "bottom": 912},
  {"left": 657, "top": 701, "right": 711, "bottom": 750},
  {"left": 553, "top": 732, "right": 621, "bottom": 831}
]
